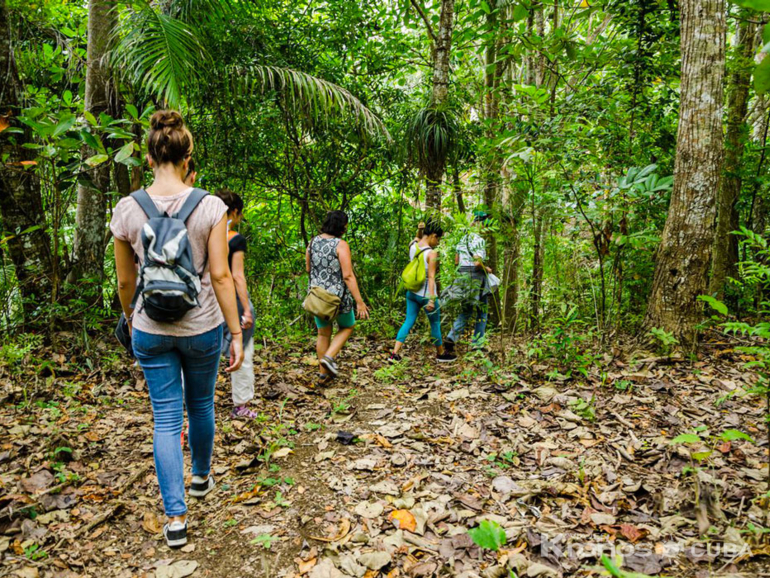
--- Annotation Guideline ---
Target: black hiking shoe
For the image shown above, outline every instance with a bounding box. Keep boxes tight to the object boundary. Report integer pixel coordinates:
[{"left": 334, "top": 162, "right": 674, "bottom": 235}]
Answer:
[
  {"left": 444, "top": 340, "right": 456, "bottom": 355},
  {"left": 437, "top": 352, "right": 457, "bottom": 363},
  {"left": 388, "top": 353, "right": 402, "bottom": 363},
  {"left": 189, "top": 475, "right": 215, "bottom": 498},
  {"left": 163, "top": 520, "right": 187, "bottom": 548},
  {"left": 320, "top": 355, "right": 339, "bottom": 376}
]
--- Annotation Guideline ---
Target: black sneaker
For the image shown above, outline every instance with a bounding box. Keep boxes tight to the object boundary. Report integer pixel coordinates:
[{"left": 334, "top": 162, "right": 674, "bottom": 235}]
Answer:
[
  {"left": 320, "top": 355, "right": 339, "bottom": 376},
  {"left": 444, "top": 340, "right": 456, "bottom": 355},
  {"left": 189, "top": 475, "right": 215, "bottom": 498},
  {"left": 437, "top": 352, "right": 457, "bottom": 363},
  {"left": 388, "top": 353, "right": 402, "bottom": 363},
  {"left": 163, "top": 520, "right": 187, "bottom": 548}
]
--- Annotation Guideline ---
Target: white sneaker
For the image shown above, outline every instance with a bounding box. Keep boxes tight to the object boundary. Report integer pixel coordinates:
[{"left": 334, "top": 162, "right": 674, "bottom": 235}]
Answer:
[
  {"left": 163, "top": 520, "right": 187, "bottom": 548},
  {"left": 189, "top": 475, "right": 215, "bottom": 498}
]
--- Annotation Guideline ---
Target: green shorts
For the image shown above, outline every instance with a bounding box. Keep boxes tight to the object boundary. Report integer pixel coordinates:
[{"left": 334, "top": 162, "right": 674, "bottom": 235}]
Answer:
[{"left": 315, "top": 309, "right": 356, "bottom": 329}]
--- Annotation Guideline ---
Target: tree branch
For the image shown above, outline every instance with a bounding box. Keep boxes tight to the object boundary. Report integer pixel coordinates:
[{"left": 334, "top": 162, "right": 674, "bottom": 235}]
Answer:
[{"left": 409, "top": 0, "right": 438, "bottom": 45}]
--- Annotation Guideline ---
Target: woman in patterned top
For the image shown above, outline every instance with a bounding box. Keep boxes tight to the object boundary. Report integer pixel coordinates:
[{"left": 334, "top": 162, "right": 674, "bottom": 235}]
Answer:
[{"left": 306, "top": 211, "right": 369, "bottom": 383}]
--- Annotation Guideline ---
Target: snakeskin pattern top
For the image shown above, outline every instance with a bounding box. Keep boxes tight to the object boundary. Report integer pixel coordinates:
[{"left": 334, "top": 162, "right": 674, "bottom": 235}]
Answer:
[{"left": 309, "top": 236, "right": 354, "bottom": 314}]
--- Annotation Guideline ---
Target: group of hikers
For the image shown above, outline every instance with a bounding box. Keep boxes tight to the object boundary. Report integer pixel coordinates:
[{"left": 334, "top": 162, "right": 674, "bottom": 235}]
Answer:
[{"left": 110, "top": 110, "right": 494, "bottom": 548}]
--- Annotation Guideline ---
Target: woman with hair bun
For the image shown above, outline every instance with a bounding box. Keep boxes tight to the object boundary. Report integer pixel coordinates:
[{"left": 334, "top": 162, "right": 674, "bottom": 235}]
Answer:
[{"left": 110, "top": 110, "right": 244, "bottom": 548}]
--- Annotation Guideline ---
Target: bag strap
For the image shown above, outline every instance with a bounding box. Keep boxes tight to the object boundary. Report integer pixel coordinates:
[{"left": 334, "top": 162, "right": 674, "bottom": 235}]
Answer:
[
  {"left": 175, "top": 188, "right": 209, "bottom": 223},
  {"left": 130, "top": 189, "right": 161, "bottom": 219}
]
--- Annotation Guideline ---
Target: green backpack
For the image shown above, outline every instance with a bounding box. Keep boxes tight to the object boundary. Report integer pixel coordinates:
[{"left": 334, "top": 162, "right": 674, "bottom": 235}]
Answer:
[{"left": 401, "top": 245, "right": 429, "bottom": 292}]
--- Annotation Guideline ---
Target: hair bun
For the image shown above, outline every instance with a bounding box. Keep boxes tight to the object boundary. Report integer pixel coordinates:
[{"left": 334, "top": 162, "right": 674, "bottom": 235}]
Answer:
[{"left": 150, "top": 110, "right": 184, "bottom": 131}]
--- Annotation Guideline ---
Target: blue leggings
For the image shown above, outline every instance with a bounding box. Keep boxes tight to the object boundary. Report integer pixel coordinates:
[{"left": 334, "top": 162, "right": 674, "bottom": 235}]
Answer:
[{"left": 396, "top": 291, "right": 442, "bottom": 347}]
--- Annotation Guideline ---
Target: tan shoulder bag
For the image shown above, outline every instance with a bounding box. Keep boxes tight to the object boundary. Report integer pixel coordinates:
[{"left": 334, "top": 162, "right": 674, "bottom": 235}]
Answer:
[{"left": 303, "top": 237, "right": 342, "bottom": 321}]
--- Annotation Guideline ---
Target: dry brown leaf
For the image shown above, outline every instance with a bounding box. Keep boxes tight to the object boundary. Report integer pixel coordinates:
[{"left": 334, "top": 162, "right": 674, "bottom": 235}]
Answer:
[
  {"left": 142, "top": 511, "right": 163, "bottom": 534},
  {"left": 308, "top": 517, "right": 351, "bottom": 542},
  {"left": 297, "top": 557, "right": 317, "bottom": 574}
]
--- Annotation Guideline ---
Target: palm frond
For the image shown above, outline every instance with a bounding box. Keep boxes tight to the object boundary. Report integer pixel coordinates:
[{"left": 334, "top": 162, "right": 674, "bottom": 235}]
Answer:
[
  {"left": 166, "top": 0, "right": 241, "bottom": 24},
  {"left": 236, "top": 65, "right": 391, "bottom": 141},
  {"left": 110, "top": 2, "right": 210, "bottom": 107}
]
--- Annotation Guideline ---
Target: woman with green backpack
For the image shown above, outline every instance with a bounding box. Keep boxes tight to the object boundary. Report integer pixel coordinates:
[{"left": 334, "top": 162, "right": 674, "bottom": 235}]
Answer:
[{"left": 389, "top": 221, "right": 457, "bottom": 363}]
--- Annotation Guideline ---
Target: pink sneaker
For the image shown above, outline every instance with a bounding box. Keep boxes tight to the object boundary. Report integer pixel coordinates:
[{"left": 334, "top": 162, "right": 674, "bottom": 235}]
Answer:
[{"left": 231, "top": 405, "right": 259, "bottom": 420}]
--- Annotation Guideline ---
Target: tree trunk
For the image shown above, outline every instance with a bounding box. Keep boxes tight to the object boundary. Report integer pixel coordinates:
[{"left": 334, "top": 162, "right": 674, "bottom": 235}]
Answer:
[
  {"left": 425, "top": 0, "right": 455, "bottom": 211},
  {"left": 710, "top": 12, "right": 756, "bottom": 299},
  {"left": 0, "top": 0, "right": 54, "bottom": 315},
  {"left": 643, "top": 0, "right": 726, "bottom": 345},
  {"left": 71, "top": 0, "right": 115, "bottom": 294},
  {"left": 502, "top": 180, "right": 526, "bottom": 331},
  {"left": 531, "top": 206, "right": 544, "bottom": 330}
]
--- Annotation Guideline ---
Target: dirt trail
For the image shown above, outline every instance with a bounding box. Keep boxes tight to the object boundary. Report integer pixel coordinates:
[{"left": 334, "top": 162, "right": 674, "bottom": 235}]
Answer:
[{"left": 1, "top": 336, "right": 769, "bottom": 578}]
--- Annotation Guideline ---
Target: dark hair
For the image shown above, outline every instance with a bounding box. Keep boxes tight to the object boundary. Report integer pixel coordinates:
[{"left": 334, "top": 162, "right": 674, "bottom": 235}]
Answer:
[
  {"left": 185, "top": 158, "right": 196, "bottom": 180},
  {"left": 321, "top": 210, "right": 349, "bottom": 237},
  {"left": 215, "top": 188, "right": 244, "bottom": 215},
  {"left": 147, "top": 110, "right": 193, "bottom": 166},
  {"left": 423, "top": 220, "right": 444, "bottom": 238}
]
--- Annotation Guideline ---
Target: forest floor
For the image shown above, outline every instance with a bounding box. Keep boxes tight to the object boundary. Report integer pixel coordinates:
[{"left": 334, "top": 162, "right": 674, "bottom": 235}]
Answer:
[{"left": 1, "top": 330, "right": 769, "bottom": 578}]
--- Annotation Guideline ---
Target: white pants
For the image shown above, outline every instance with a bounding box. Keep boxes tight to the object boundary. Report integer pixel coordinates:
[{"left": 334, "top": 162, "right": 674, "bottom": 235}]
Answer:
[{"left": 231, "top": 337, "right": 255, "bottom": 406}]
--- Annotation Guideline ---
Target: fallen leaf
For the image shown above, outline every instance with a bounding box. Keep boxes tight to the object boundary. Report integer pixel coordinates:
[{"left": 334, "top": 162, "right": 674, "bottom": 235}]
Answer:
[
  {"left": 142, "top": 511, "right": 164, "bottom": 534},
  {"left": 389, "top": 509, "right": 417, "bottom": 532}
]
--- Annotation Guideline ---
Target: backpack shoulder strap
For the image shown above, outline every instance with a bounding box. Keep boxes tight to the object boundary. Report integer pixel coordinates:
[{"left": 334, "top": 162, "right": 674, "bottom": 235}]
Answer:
[
  {"left": 130, "top": 189, "right": 161, "bottom": 219},
  {"left": 175, "top": 188, "right": 209, "bottom": 223}
]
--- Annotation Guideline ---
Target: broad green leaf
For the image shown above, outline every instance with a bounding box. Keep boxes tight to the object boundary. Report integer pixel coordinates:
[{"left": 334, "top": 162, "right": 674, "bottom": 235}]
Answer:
[
  {"left": 719, "top": 429, "right": 754, "bottom": 443},
  {"left": 731, "top": 0, "right": 770, "bottom": 10},
  {"left": 52, "top": 115, "right": 76, "bottom": 137},
  {"left": 692, "top": 450, "right": 713, "bottom": 462},
  {"left": 85, "top": 154, "right": 109, "bottom": 167},
  {"left": 698, "top": 295, "right": 728, "bottom": 316},
  {"left": 670, "top": 433, "right": 701, "bottom": 444},
  {"left": 126, "top": 104, "right": 139, "bottom": 119},
  {"left": 114, "top": 142, "right": 136, "bottom": 164},
  {"left": 755, "top": 54, "right": 770, "bottom": 95},
  {"left": 468, "top": 520, "right": 506, "bottom": 551},
  {"left": 84, "top": 111, "right": 98, "bottom": 126},
  {"left": 764, "top": 23, "right": 770, "bottom": 45},
  {"left": 512, "top": 4, "right": 528, "bottom": 21}
]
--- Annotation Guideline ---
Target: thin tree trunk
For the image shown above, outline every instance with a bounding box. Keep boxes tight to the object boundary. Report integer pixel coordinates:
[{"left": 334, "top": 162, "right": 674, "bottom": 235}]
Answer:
[
  {"left": 502, "top": 181, "right": 526, "bottom": 331},
  {"left": 643, "top": 0, "right": 726, "bottom": 345},
  {"left": 452, "top": 167, "right": 465, "bottom": 213},
  {"left": 425, "top": 0, "right": 455, "bottom": 211},
  {"left": 0, "top": 0, "right": 54, "bottom": 315},
  {"left": 710, "top": 11, "right": 756, "bottom": 299},
  {"left": 71, "top": 0, "right": 115, "bottom": 293},
  {"left": 531, "top": 204, "right": 544, "bottom": 330}
]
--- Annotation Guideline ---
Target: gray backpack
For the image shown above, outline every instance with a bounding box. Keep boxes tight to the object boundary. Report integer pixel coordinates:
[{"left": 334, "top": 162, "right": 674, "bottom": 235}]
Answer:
[{"left": 130, "top": 188, "right": 209, "bottom": 322}]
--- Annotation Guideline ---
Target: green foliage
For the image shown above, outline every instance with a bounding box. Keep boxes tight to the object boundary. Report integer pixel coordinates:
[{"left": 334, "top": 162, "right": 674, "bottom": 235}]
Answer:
[
  {"left": 648, "top": 327, "right": 679, "bottom": 355},
  {"left": 468, "top": 520, "right": 507, "bottom": 551}
]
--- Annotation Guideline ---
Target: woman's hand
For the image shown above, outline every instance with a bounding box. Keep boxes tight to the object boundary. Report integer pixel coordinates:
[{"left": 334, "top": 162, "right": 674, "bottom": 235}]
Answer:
[
  {"left": 425, "top": 299, "right": 436, "bottom": 312},
  {"left": 356, "top": 301, "right": 370, "bottom": 320},
  {"left": 241, "top": 310, "right": 254, "bottom": 330},
  {"left": 227, "top": 334, "right": 244, "bottom": 372}
]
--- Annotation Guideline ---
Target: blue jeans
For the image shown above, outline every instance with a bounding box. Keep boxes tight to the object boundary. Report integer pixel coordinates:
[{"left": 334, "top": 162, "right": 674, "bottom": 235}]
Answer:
[
  {"left": 447, "top": 294, "right": 489, "bottom": 346},
  {"left": 396, "top": 291, "right": 442, "bottom": 347},
  {"left": 133, "top": 326, "right": 222, "bottom": 517}
]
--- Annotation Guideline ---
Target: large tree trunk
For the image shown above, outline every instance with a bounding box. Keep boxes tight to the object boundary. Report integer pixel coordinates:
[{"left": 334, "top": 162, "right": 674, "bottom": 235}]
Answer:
[
  {"left": 710, "top": 12, "right": 756, "bottom": 299},
  {"left": 71, "top": 0, "right": 115, "bottom": 294},
  {"left": 425, "top": 0, "right": 455, "bottom": 211},
  {"left": 0, "top": 0, "right": 54, "bottom": 316},
  {"left": 643, "top": 0, "right": 726, "bottom": 345}
]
